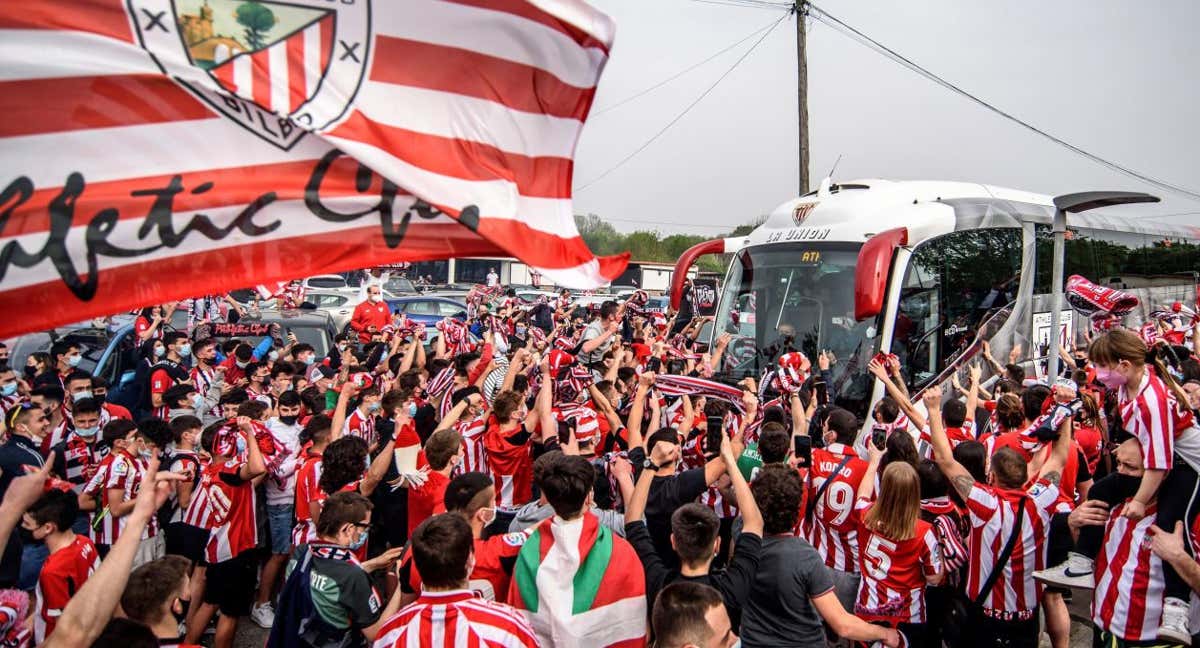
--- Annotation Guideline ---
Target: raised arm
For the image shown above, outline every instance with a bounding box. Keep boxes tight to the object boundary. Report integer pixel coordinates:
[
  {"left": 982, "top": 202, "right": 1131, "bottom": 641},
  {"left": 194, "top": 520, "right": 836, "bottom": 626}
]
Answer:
[
  {"left": 857, "top": 438, "right": 884, "bottom": 501},
  {"left": 924, "top": 386, "right": 975, "bottom": 502},
  {"left": 1037, "top": 403, "right": 1073, "bottom": 484},
  {"left": 627, "top": 373, "right": 653, "bottom": 450},
  {"left": 868, "top": 359, "right": 926, "bottom": 430},
  {"left": 720, "top": 432, "right": 761, "bottom": 536},
  {"left": 329, "top": 384, "right": 358, "bottom": 441}
]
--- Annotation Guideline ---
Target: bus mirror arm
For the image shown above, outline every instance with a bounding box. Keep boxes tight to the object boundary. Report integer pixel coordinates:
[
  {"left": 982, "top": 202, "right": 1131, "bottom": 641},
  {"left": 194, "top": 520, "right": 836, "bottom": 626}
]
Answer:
[{"left": 670, "top": 237, "right": 747, "bottom": 311}]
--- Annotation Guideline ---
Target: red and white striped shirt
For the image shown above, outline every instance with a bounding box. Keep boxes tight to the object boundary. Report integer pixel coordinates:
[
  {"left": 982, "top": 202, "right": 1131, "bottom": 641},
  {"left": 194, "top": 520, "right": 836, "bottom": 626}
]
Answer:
[
  {"left": 202, "top": 459, "right": 258, "bottom": 563},
  {"left": 371, "top": 589, "right": 537, "bottom": 648},
  {"left": 1092, "top": 501, "right": 1164, "bottom": 642},
  {"left": 344, "top": 408, "right": 378, "bottom": 449},
  {"left": 455, "top": 417, "right": 489, "bottom": 477},
  {"left": 82, "top": 451, "right": 150, "bottom": 545},
  {"left": 963, "top": 479, "right": 1060, "bottom": 618},
  {"left": 852, "top": 499, "right": 942, "bottom": 624},
  {"left": 1119, "top": 369, "right": 1199, "bottom": 471},
  {"left": 806, "top": 443, "right": 869, "bottom": 572}
]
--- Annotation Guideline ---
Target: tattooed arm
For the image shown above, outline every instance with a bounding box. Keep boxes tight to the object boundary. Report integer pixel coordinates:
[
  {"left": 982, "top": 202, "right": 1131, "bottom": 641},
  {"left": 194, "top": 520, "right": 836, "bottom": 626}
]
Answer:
[
  {"left": 923, "top": 386, "right": 976, "bottom": 501},
  {"left": 1038, "top": 407, "right": 1073, "bottom": 486}
]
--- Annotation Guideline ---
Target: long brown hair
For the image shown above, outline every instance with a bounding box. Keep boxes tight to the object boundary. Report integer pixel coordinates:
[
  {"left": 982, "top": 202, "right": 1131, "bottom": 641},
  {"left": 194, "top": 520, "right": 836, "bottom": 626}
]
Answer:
[
  {"left": 1089, "top": 328, "right": 1191, "bottom": 406},
  {"left": 865, "top": 462, "right": 920, "bottom": 541}
]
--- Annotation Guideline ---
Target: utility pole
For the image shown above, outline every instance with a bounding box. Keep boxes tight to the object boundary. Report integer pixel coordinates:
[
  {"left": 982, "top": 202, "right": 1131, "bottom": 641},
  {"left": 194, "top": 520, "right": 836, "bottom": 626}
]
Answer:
[{"left": 792, "top": 3, "right": 811, "bottom": 194}]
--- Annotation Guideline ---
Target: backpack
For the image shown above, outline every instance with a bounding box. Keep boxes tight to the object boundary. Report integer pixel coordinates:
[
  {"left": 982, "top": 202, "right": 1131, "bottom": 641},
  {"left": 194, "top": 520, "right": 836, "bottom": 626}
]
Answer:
[{"left": 267, "top": 544, "right": 346, "bottom": 648}]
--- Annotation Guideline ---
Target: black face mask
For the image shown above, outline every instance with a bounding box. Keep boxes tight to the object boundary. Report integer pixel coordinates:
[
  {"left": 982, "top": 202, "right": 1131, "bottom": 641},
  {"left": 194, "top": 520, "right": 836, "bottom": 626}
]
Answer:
[
  {"left": 23, "top": 366, "right": 36, "bottom": 379},
  {"left": 173, "top": 598, "right": 191, "bottom": 627},
  {"left": 1074, "top": 357, "right": 1088, "bottom": 369},
  {"left": 279, "top": 415, "right": 299, "bottom": 426},
  {"left": 18, "top": 527, "right": 43, "bottom": 547}
]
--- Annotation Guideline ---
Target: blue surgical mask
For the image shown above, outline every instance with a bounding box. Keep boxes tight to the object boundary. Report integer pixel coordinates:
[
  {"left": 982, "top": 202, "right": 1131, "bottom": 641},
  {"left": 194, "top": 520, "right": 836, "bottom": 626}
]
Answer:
[
  {"left": 0, "top": 383, "right": 16, "bottom": 397},
  {"left": 139, "top": 449, "right": 155, "bottom": 461},
  {"left": 191, "top": 393, "right": 205, "bottom": 410},
  {"left": 73, "top": 391, "right": 93, "bottom": 403},
  {"left": 75, "top": 425, "right": 99, "bottom": 438},
  {"left": 68, "top": 354, "right": 82, "bottom": 366},
  {"left": 302, "top": 355, "right": 315, "bottom": 366},
  {"left": 367, "top": 401, "right": 381, "bottom": 412},
  {"left": 348, "top": 529, "right": 368, "bottom": 550},
  {"left": 179, "top": 344, "right": 192, "bottom": 357},
  {"left": 235, "top": 436, "right": 247, "bottom": 456},
  {"left": 407, "top": 402, "right": 418, "bottom": 417},
  {"left": 154, "top": 347, "right": 165, "bottom": 358}
]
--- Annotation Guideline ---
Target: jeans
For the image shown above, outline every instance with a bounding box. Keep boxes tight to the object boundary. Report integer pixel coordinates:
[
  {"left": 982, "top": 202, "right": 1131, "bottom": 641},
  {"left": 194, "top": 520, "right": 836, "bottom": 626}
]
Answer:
[{"left": 18, "top": 542, "right": 49, "bottom": 592}]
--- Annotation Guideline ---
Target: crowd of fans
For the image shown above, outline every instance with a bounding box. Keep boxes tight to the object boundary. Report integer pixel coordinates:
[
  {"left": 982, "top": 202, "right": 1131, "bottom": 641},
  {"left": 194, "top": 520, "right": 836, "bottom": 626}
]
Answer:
[{"left": 0, "top": 277, "right": 1197, "bottom": 648}]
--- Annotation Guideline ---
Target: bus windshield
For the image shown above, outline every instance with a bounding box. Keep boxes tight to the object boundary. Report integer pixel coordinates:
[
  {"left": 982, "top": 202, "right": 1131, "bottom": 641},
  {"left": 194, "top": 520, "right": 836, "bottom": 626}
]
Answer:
[{"left": 712, "top": 242, "right": 879, "bottom": 418}]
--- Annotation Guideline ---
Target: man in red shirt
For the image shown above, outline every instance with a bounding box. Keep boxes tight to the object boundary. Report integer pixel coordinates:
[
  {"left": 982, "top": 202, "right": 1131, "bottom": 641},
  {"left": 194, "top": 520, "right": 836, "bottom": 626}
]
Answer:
[
  {"left": 24, "top": 489, "right": 100, "bottom": 644},
  {"left": 350, "top": 286, "right": 391, "bottom": 344},
  {"left": 185, "top": 417, "right": 267, "bottom": 648},
  {"left": 443, "top": 472, "right": 533, "bottom": 601},
  {"left": 407, "top": 428, "right": 462, "bottom": 536}
]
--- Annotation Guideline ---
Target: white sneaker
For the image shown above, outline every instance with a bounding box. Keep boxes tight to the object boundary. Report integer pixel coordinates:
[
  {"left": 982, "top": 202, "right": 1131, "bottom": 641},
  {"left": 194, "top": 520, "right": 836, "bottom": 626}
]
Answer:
[
  {"left": 1158, "top": 597, "right": 1192, "bottom": 646},
  {"left": 1033, "top": 552, "right": 1094, "bottom": 589},
  {"left": 250, "top": 602, "right": 276, "bottom": 628}
]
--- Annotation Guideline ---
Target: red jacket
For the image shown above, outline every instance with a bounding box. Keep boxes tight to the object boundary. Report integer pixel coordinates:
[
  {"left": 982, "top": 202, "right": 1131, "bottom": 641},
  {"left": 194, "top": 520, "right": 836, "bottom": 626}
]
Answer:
[{"left": 350, "top": 300, "right": 391, "bottom": 342}]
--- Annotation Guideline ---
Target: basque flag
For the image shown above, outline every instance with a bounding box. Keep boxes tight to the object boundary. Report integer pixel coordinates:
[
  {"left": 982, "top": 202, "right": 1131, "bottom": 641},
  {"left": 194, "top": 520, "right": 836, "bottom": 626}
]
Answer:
[{"left": 0, "top": 0, "right": 626, "bottom": 338}]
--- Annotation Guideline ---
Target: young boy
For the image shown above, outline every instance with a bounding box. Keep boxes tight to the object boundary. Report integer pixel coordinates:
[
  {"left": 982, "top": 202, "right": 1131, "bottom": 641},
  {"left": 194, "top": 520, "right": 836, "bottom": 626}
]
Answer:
[
  {"left": 79, "top": 419, "right": 139, "bottom": 559},
  {"left": 184, "top": 416, "right": 266, "bottom": 648},
  {"left": 25, "top": 489, "right": 100, "bottom": 644}
]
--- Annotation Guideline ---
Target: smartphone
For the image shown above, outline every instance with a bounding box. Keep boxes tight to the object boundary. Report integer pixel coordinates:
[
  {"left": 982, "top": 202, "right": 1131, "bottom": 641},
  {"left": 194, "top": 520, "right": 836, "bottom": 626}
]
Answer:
[
  {"left": 793, "top": 436, "right": 812, "bottom": 469},
  {"left": 814, "top": 378, "right": 829, "bottom": 406},
  {"left": 557, "top": 419, "right": 576, "bottom": 444},
  {"left": 705, "top": 415, "right": 724, "bottom": 455},
  {"left": 871, "top": 426, "right": 887, "bottom": 450},
  {"left": 646, "top": 357, "right": 662, "bottom": 373}
]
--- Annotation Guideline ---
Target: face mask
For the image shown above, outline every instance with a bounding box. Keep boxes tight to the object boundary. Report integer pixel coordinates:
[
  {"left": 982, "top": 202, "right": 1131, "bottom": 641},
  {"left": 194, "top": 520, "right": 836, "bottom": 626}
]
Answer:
[
  {"left": 367, "top": 401, "right": 381, "bottom": 412},
  {"left": 18, "top": 527, "right": 43, "bottom": 547},
  {"left": 235, "top": 360, "right": 249, "bottom": 369},
  {"left": 268, "top": 350, "right": 279, "bottom": 362},
  {"left": 1074, "top": 357, "right": 1087, "bottom": 369},
  {"left": 73, "top": 390, "right": 93, "bottom": 403},
  {"left": 348, "top": 528, "right": 368, "bottom": 550},
  {"left": 172, "top": 598, "right": 191, "bottom": 628},
  {"left": 1095, "top": 366, "right": 1127, "bottom": 390},
  {"left": 280, "top": 415, "right": 298, "bottom": 426},
  {"left": 379, "top": 349, "right": 389, "bottom": 361},
  {"left": 1, "top": 383, "right": 17, "bottom": 397},
  {"left": 235, "top": 436, "right": 247, "bottom": 456},
  {"left": 302, "top": 355, "right": 315, "bottom": 366},
  {"left": 191, "top": 393, "right": 205, "bottom": 410},
  {"left": 516, "top": 326, "right": 527, "bottom": 337},
  {"left": 154, "top": 347, "right": 165, "bottom": 358},
  {"left": 139, "top": 448, "right": 155, "bottom": 461},
  {"left": 369, "top": 294, "right": 382, "bottom": 303},
  {"left": 337, "top": 343, "right": 349, "bottom": 353},
  {"left": 179, "top": 344, "right": 192, "bottom": 357},
  {"left": 23, "top": 366, "right": 36, "bottom": 379},
  {"left": 407, "top": 402, "right": 418, "bottom": 417},
  {"left": 75, "top": 425, "right": 99, "bottom": 439}
]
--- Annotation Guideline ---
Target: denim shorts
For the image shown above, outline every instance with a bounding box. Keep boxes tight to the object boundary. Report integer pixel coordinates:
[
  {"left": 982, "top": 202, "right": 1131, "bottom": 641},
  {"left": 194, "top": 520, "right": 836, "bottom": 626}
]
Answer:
[{"left": 266, "top": 504, "right": 295, "bottom": 554}]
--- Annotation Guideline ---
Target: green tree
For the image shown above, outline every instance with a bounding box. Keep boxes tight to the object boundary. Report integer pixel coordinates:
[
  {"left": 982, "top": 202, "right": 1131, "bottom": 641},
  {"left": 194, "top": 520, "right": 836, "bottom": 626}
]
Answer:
[{"left": 236, "top": 2, "right": 277, "bottom": 50}]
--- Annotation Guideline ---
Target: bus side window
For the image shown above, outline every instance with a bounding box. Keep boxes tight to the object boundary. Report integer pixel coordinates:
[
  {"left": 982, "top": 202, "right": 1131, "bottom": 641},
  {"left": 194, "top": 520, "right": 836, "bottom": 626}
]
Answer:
[{"left": 892, "top": 228, "right": 1022, "bottom": 388}]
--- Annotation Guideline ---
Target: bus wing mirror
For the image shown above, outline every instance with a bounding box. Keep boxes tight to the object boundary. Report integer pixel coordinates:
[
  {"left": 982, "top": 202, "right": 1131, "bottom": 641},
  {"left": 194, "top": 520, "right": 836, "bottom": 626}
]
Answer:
[
  {"left": 670, "top": 237, "right": 745, "bottom": 311},
  {"left": 854, "top": 227, "right": 908, "bottom": 322}
]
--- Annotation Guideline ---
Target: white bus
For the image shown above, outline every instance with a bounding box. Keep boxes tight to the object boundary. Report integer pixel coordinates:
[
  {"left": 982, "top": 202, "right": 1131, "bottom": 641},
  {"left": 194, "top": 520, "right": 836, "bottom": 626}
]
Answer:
[{"left": 673, "top": 178, "right": 1200, "bottom": 423}]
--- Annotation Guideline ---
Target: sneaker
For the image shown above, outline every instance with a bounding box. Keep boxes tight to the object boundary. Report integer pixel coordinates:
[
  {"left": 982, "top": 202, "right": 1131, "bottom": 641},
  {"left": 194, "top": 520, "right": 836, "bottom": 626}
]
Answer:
[
  {"left": 1032, "top": 552, "right": 1094, "bottom": 589},
  {"left": 1158, "top": 597, "right": 1192, "bottom": 646},
  {"left": 250, "top": 602, "right": 276, "bottom": 628}
]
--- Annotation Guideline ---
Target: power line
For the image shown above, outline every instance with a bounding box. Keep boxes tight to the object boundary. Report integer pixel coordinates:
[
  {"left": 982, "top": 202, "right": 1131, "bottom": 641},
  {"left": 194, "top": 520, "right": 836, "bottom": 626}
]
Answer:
[
  {"left": 575, "top": 11, "right": 790, "bottom": 193},
  {"left": 681, "top": 0, "right": 792, "bottom": 10},
  {"left": 592, "top": 17, "right": 782, "bottom": 117},
  {"left": 806, "top": 2, "right": 1200, "bottom": 204}
]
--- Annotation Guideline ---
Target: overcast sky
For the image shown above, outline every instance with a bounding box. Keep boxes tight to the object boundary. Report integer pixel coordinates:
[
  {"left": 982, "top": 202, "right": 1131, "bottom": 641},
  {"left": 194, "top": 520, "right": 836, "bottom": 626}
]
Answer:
[{"left": 571, "top": 0, "right": 1200, "bottom": 235}]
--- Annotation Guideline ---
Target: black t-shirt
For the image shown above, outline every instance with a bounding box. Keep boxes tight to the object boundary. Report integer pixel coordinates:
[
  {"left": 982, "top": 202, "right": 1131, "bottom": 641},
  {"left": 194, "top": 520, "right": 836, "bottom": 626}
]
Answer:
[
  {"left": 644, "top": 466, "right": 708, "bottom": 572},
  {"left": 740, "top": 535, "right": 834, "bottom": 648}
]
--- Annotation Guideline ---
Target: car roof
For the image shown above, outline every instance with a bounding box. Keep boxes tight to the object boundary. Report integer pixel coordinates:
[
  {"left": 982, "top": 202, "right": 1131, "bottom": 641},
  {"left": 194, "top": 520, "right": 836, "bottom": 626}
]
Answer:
[
  {"left": 253, "top": 310, "right": 337, "bottom": 326},
  {"left": 386, "top": 296, "right": 465, "bottom": 305}
]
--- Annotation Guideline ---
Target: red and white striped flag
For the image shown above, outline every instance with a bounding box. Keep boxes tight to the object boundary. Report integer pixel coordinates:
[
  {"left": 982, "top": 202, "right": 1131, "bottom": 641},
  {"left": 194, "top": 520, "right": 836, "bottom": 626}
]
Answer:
[{"left": 0, "top": 0, "right": 627, "bottom": 338}]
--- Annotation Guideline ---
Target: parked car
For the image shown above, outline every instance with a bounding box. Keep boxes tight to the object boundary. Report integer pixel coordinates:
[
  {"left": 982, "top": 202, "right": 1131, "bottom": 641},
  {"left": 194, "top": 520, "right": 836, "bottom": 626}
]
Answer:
[
  {"left": 199, "top": 310, "right": 339, "bottom": 359},
  {"left": 386, "top": 296, "right": 468, "bottom": 326},
  {"left": 382, "top": 276, "right": 418, "bottom": 295},
  {"left": 303, "top": 274, "right": 352, "bottom": 291}
]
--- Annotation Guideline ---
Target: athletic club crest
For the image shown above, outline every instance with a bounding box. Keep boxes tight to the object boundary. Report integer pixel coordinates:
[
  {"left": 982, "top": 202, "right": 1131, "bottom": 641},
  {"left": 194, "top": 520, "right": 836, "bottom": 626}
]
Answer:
[
  {"left": 792, "top": 201, "right": 818, "bottom": 226},
  {"left": 128, "top": 0, "right": 371, "bottom": 149}
]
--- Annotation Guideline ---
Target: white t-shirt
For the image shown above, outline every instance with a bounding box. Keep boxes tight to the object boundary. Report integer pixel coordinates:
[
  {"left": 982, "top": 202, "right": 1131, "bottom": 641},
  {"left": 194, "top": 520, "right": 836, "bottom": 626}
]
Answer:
[
  {"left": 264, "top": 418, "right": 303, "bottom": 505},
  {"left": 486, "top": 272, "right": 499, "bottom": 287}
]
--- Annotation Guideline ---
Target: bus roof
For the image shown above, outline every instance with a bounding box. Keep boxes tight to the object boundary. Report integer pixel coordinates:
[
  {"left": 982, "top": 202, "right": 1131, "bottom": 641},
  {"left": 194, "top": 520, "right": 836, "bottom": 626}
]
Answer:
[{"left": 748, "top": 178, "right": 1200, "bottom": 249}]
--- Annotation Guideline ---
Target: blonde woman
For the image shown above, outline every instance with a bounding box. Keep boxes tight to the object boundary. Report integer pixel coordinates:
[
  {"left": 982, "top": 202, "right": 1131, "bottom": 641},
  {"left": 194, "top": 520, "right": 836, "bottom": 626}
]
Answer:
[{"left": 851, "top": 440, "right": 943, "bottom": 645}]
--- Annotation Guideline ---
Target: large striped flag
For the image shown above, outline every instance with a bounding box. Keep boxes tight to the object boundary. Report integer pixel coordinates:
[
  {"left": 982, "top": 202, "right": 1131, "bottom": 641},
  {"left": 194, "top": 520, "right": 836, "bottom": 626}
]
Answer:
[
  {"left": 509, "top": 511, "right": 646, "bottom": 647},
  {"left": 0, "top": 0, "right": 627, "bottom": 338}
]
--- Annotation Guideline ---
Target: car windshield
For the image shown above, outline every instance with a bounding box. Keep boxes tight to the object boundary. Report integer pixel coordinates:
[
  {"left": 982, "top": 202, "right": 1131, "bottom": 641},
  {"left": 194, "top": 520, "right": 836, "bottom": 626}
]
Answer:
[
  {"left": 10, "top": 329, "right": 108, "bottom": 375},
  {"left": 384, "top": 277, "right": 416, "bottom": 293},
  {"left": 712, "top": 242, "right": 879, "bottom": 418}
]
